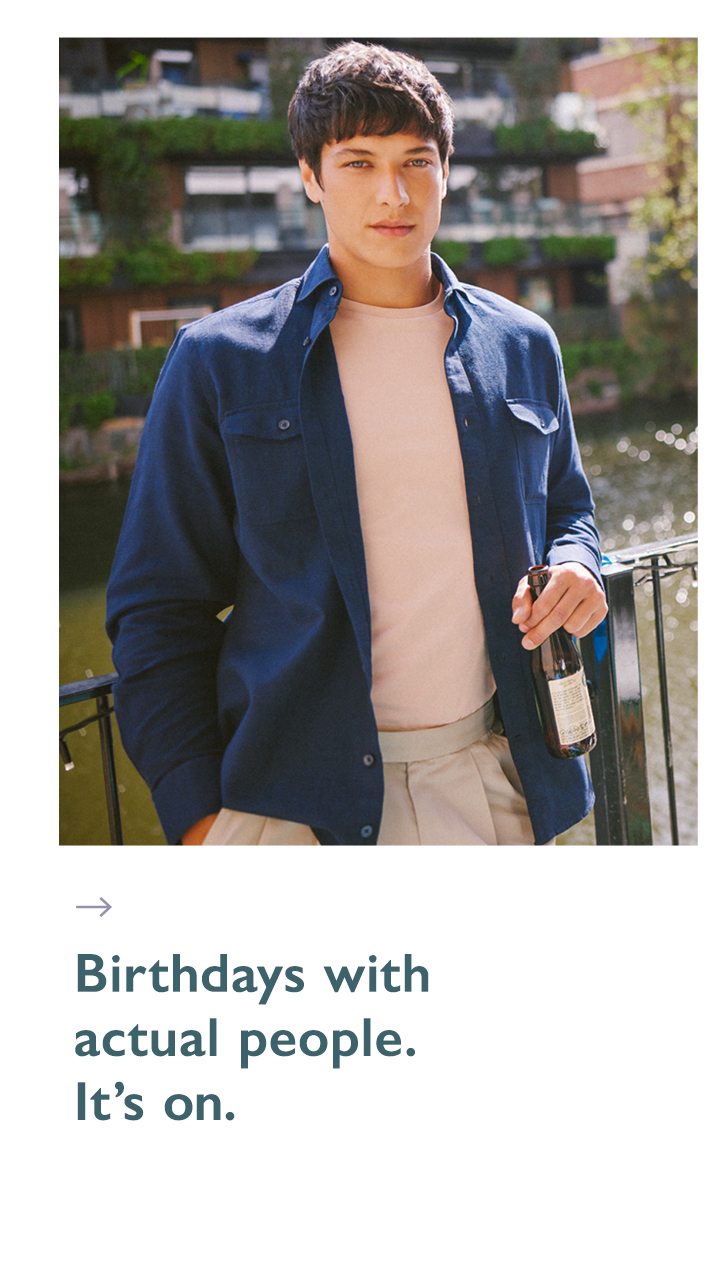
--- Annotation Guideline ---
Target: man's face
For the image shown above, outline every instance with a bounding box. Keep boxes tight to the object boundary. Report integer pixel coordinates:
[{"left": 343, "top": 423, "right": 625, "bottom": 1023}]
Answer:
[{"left": 299, "top": 133, "right": 449, "bottom": 283}]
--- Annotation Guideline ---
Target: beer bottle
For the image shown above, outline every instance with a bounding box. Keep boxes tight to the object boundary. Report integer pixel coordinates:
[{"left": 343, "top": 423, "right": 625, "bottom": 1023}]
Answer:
[{"left": 526, "top": 564, "right": 596, "bottom": 759}]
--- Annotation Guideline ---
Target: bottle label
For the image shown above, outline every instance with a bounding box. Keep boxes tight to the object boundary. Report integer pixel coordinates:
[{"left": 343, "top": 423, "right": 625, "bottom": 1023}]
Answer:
[{"left": 548, "top": 670, "right": 595, "bottom": 745}]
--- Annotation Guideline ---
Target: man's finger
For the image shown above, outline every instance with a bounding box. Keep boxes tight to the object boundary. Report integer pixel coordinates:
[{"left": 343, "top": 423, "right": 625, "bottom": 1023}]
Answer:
[
  {"left": 521, "top": 593, "right": 606, "bottom": 647},
  {"left": 511, "top": 577, "right": 532, "bottom": 624}
]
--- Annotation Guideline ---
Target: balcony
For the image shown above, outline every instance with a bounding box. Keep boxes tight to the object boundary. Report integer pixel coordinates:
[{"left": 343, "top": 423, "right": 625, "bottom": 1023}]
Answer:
[
  {"left": 439, "top": 196, "right": 607, "bottom": 241},
  {"left": 182, "top": 166, "right": 326, "bottom": 252},
  {"left": 59, "top": 80, "right": 264, "bottom": 121}
]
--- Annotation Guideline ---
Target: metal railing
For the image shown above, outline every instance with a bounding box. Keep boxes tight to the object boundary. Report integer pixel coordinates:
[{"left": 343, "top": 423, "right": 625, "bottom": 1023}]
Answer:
[
  {"left": 439, "top": 198, "right": 607, "bottom": 236},
  {"left": 181, "top": 205, "right": 326, "bottom": 252},
  {"left": 579, "top": 534, "right": 698, "bottom": 845},
  {"left": 60, "top": 674, "right": 123, "bottom": 844},
  {"left": 60, "top": 533, "right": 697, "bottom": 845}
]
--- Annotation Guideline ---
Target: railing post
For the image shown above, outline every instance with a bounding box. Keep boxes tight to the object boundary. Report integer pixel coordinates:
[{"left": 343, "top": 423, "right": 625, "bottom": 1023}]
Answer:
[
  {"left": 581, "top": 563, "right": 652, "bottom": 844},
  {"left": 650, "top": 556, "right": 679, "bottom": 845},
  {"left": 96, "top": 690, "right": 123, "bottom": 846}
]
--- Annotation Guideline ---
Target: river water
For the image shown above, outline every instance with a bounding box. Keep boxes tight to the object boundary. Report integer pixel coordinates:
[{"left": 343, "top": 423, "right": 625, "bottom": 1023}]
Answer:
[{"left": 60, "top": 395, "right": 698, "bottom": 845}]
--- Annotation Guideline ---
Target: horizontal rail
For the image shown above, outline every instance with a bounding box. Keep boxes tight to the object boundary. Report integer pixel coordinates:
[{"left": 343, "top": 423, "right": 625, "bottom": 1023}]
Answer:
[{"left": 60, "top": 672, "right": 117, "bottom": 706}]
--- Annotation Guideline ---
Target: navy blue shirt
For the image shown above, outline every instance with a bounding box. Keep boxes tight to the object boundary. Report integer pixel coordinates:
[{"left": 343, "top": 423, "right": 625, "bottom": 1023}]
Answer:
[{"left": 106, "top": 247, "right": 602, "bottom": 845}]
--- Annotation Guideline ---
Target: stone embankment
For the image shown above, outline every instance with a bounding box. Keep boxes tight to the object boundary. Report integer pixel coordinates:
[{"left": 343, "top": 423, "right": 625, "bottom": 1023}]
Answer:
[{"left": 60, "top": 417, "right": 144, "bottom": 484}]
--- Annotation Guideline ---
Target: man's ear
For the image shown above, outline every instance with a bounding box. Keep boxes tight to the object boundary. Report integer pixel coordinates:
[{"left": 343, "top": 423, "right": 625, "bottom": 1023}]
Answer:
[
  {"left": 441, "top": 158, "right": 449, "bottom": 200},
  {"left": 299, "top": 159, "right": 323, "bottom": 204}
]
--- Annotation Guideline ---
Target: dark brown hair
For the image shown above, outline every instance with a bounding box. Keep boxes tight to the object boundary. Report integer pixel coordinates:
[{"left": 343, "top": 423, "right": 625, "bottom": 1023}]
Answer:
[{"left": 288, "top": 41, "right": 455, "bottom": 183}]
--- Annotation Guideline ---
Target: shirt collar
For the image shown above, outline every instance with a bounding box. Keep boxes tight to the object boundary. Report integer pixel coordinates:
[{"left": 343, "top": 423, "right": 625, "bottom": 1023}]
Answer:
[
  {"left": 297, "top": 245, "right": 339, "bottom": 302},
  {"left": 430, "top": 251, "right": 471, "bottom": 305},
  {"left": 298, "top": 244, "right": 472, "bottom": 307}
]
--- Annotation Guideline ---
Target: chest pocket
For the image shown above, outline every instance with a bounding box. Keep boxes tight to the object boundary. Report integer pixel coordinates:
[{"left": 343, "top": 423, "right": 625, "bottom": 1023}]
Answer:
[
  {"left": 505, "top": 398, "right": 559, "bottom": 503},
  {"left": 222, "top": 402, "right": 316, "bottom": 526}
]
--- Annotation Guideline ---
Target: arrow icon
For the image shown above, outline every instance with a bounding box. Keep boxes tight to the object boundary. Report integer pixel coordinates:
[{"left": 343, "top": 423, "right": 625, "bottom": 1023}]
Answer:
[{"left": 76, "top": 897, "right": 112, "bottom": 917}]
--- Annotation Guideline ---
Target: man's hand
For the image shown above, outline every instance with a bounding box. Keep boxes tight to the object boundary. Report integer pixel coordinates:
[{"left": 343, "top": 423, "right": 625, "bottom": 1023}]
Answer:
[
  {"left": 511, "top": 562, "right": 607, "bottom": 650},
  {"left": 182, "top": 813, "right": 219, "bottom": 845}
]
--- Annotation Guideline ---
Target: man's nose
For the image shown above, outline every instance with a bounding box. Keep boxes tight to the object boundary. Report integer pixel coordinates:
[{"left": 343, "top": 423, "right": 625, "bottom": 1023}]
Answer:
[{"left": 376, "top": 167, "right": 409, "bottom": 205}]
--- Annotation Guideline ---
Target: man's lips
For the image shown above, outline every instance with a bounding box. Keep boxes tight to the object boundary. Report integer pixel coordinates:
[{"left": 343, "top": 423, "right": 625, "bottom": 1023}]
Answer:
[{"left": 370, "top": 222, "right": 415, "bottom": 237}]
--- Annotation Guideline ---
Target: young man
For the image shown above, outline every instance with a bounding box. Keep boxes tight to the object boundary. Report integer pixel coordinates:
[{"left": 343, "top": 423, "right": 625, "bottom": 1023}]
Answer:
[{"left": 106, "top": 42, "right": 607, "bottom": 847}]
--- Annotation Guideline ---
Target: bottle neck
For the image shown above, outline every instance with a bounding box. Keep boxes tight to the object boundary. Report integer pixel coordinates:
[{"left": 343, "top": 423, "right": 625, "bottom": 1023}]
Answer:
[{"left": 527, "top": 564, "right": 550, "bottom": 602}]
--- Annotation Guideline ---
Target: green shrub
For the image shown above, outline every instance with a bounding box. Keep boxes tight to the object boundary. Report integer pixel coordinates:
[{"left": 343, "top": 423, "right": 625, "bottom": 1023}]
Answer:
[
  {"left": 129, "top": 347, "right": 171, "bottom": 393},
  {"left": 560, "top": 339, "right": 632, "bottom": 385},
  {"left": 432, "top": 239, "right": 470, "bottom": 269},
  {"left": 495, "top": 119, "right": 599, "bottom": 157},
  {"left": 60, "top": 244, "right": 259, "bottom": 291},
  {"left": 59, "top": 115, "right": 293, "bottom": 160},
  {"left": 80, "top": 391, "right": 117, "bottom": 429},
  {"left": 541, "top": 234, "right": 616, "bottom": 262},
  {"left": 483, "top": 237, "right": 529, "bottom": 267},
  {"left": 60, "top": 347, "right": 171, "bottom": 400},
  {"left": 59, "top": 252, "right": 118, "bottom": 290}
]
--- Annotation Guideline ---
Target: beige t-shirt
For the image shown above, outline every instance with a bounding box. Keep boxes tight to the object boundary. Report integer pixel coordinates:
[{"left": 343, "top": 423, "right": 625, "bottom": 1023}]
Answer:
[{"left": 330, "top": 288, "right": 495, "bottom": 731}]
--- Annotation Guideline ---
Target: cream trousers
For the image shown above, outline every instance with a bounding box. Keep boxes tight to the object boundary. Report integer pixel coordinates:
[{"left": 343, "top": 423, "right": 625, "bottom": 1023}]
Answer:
[{"left": 202, "top": 702, "right": 547, "bottom": 847}]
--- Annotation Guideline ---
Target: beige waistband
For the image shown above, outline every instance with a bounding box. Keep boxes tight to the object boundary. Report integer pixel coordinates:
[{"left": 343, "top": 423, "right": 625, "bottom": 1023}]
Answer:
[{"left": 377, "top": 698, "right": 497, "bottom": 764}]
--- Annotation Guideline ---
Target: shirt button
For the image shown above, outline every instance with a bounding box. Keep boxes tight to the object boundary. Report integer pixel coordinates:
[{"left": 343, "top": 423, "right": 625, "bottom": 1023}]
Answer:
[
  {"left": 329, "top": 285, "right": 339, "bottom": 296},
  {"left": 278, "top": 419, "right": 291, "bottom": 431},
  {"left": 363, "top": 753, "right": 375, "bottom": 767},
  {"left": 360, "top": 825, "right": 373, "bottom": 839}
]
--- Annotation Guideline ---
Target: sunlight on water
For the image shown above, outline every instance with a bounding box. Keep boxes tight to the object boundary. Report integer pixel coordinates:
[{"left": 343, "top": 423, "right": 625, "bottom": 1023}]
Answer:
[{"left": 557, "top": 399, "right": 697, "bottom": 846}]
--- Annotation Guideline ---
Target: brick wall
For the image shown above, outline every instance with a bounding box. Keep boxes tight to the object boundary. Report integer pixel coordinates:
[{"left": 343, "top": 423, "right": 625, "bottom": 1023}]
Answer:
[
  {"left": 576, "top": 160, "right": 655, "bottom": 205},
  {"left": 196, "top": 38, "right": 265, "bottom": 85},
  {"left": 570, "top": 42, "right": 655, "bottom": 100},
  {"left": 62, "top": 281, "right": 292, "bottom": 351}
]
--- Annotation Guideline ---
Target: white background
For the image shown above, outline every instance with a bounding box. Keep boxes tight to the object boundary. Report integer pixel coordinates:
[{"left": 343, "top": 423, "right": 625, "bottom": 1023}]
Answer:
[{"left": 7, "top": 848, "right": 719, "bottom": 1278}]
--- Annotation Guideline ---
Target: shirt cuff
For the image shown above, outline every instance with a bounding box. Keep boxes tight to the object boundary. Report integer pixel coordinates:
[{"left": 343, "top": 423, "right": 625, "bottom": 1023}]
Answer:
[{"left": 151, "top": 754, "right": 224, "bottom": 845}]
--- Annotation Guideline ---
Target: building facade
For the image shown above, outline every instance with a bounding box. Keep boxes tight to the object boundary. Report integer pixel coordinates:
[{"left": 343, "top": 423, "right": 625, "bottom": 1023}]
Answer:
[{"left": 61, "top": 38, "right": 615, "bottom": 359}]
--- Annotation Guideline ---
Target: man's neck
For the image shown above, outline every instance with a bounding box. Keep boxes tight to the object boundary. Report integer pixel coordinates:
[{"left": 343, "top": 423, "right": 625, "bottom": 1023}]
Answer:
[{"left": 329, "top": 248, "right": 439, "bottom": 308}]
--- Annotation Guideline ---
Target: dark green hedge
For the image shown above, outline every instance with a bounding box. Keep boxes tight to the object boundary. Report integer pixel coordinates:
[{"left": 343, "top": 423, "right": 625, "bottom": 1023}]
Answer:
[
  {"left": 541, "top": 234, "right": 616, "bottom": 263},
  {"left": 60, "top": 243, "right": 259, "bottom": 291},
  {"left": 60, "top": 390, "right": 117, "bottom": 432},
  {"left": 431, "top": 239, "right": 470, "bottom": 269},
  {"left": 483, "top": 237, "right": 529, "bottom": 267},
  {"left": 432, "top": 235, "right": 617, "bottom": 271},
  {"left": 59, "top": 115, "right": 293, "bottom": 159},
  {"left": 495, "top": 119, "right": 600, "bottom": 158},
  {"left": 559, "top": 338, "right": 633, "bottom": 383}
]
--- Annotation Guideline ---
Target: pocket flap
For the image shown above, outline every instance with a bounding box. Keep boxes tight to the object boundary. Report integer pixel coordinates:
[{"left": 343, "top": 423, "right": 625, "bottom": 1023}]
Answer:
[
  {"left": 505, "top": 398, "right": 559, "bottom": 434},
  {"left": 223, "top": 402, "right": 302, "bottom": 440}
]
